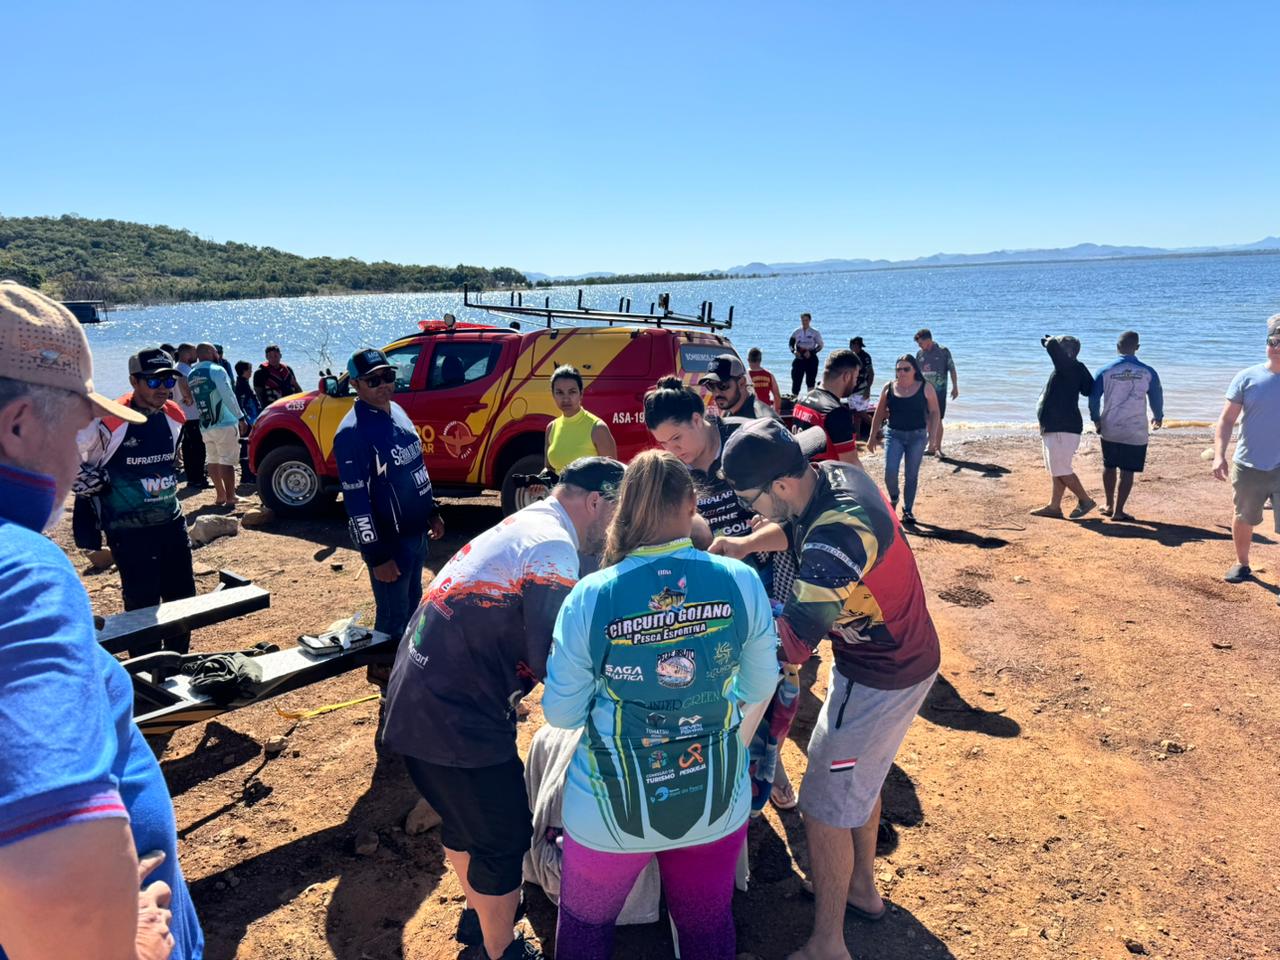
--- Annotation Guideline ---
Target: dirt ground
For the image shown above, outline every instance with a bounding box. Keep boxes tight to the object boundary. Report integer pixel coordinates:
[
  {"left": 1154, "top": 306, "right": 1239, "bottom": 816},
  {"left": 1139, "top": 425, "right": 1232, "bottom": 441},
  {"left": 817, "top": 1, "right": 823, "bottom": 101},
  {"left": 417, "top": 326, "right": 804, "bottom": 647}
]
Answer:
[{"left": 59, "top": 429, "right": 1279, "bottom": 960}]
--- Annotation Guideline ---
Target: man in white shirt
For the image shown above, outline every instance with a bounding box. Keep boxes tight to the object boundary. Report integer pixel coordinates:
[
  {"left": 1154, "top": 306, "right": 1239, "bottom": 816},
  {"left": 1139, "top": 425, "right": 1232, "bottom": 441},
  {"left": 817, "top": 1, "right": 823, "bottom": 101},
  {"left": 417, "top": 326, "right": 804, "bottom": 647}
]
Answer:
[{"left": 788, "top": 312, "right": 825, "bottom": 396}]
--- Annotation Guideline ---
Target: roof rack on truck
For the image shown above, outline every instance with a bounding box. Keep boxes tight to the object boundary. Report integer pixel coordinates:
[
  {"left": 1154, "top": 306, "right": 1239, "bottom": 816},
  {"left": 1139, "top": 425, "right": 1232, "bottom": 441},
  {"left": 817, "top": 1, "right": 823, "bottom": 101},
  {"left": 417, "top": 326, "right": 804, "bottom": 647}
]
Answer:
[{"left": 463, "top": 285, "right": 733, "bottom": 331}]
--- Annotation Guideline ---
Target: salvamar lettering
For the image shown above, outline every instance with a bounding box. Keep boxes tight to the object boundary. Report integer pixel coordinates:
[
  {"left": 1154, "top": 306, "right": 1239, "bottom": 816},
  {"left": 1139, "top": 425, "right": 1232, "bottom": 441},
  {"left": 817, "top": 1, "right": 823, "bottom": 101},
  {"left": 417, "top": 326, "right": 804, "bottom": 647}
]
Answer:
[{"left": 390, "top": 440, "right": 423, "bottom": 467}]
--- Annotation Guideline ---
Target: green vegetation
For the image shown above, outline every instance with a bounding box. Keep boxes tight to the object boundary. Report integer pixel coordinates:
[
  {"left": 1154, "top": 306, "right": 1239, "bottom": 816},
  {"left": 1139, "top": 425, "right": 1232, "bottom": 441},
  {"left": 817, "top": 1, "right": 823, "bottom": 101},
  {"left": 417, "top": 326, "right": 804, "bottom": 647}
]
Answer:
[
  {"left": 534, "top": 270, "right": 755, "bottom": 287},
  {"left": 0, "top": 215, "right": 528, "bottom": 305}
]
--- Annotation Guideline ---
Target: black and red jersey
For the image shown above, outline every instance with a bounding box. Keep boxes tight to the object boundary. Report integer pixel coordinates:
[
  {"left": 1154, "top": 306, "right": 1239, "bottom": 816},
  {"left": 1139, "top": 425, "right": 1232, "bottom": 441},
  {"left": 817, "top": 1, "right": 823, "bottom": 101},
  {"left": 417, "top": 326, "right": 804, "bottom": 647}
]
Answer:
[{"left": 792, "top": 387, "right": 857, "bottom": 460}]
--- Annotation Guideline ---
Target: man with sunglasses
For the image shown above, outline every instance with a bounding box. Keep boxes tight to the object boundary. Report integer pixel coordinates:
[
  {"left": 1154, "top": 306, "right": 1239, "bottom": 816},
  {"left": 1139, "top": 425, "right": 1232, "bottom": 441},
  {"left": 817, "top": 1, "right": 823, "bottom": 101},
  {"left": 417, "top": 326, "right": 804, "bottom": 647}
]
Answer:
[
  {"left": 713, "top": 419, "right": 939, "bottom": 960},
  {"left": 77, "top": 347, "right": 196, "bottom": 651},
  {"left": 699, "top": 353, "right": 780, "bottom": 420},
  {"left": 335, "top": 348, "right": 445, "bottom": 658},
  {"left": 1212, "top": 314, "right": 1280, "bottom": 597}
]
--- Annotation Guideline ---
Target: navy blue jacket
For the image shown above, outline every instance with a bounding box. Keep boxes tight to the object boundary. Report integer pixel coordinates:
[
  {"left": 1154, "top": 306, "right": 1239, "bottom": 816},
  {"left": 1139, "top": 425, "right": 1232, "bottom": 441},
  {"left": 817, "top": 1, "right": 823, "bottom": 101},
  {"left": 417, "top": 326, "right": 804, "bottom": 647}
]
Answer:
[{"left": 334, "top": 400, "right": 438, "bottom": 567}]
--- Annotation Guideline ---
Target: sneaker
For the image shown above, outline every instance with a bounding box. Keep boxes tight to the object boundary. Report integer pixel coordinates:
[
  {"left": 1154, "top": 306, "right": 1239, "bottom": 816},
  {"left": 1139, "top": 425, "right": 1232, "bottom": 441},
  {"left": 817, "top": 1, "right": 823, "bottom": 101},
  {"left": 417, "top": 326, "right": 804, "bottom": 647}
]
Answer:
[
  {"left": 901, "top": 510, "right": 917, "bottom": 526},
  {"left": 460, "top": 936, "right": 543, "bottom": 960},
  {"left": 1224, "top": 563, "right": 1252, "bottom": 583},
  {"left": 1069, "top": 499, "right": 1097, "bottom": 519},
  {"left": 457, "top": 898, "right": 527, "bottom": 947}
]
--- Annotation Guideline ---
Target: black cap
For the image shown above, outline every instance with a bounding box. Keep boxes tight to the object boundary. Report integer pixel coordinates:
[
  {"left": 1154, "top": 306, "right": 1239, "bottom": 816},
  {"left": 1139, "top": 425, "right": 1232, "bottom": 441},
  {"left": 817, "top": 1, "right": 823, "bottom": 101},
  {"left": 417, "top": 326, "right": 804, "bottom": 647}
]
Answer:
[
  {"left": 722, "top": 418, "right": 808, "bottom": 491},
  {"left": 698, "top": 353, "right": 746, "bottom": 386},
  {"left": 347, "top": 347, "right": 394, "bottom": 380},
  {"left": 559, "top": 456, "right": 626, "bottom": 500},
  {"left": 128, "top": 347, "right": 179, "bottom": 377}
]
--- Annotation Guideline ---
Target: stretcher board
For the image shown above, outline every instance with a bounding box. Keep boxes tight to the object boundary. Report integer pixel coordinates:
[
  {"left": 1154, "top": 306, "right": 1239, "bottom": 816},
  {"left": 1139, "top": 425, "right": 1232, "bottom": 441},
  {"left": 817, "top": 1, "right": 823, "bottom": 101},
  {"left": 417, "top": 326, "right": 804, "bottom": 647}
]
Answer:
[
  {"left": 128, "top": 630, "right": 394, "bottom": 736},
  {"left": 97, "top": 570, "right": 270, "bottom": 656}
]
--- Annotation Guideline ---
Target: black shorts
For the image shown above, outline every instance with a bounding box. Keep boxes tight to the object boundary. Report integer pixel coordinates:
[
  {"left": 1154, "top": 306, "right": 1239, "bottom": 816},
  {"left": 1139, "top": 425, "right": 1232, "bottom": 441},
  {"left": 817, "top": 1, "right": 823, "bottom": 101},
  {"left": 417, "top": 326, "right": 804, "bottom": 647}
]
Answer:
[
  {"left": 1101, "top": 440, "right": 1147, "bottom": 473},
  {"left": 934, "top": 386, "right": 947, "bottom": 420},
  {"left": 402, "top": 754, "right": 531, "bottom": 895}
]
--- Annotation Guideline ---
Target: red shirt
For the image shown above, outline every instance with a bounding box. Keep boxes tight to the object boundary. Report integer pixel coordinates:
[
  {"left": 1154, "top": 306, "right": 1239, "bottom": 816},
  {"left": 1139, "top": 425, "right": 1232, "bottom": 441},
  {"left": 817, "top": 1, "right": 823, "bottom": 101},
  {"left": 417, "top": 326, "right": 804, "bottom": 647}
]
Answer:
[{"left": 750, "top": 367, "right": 776, "bottom": 405}]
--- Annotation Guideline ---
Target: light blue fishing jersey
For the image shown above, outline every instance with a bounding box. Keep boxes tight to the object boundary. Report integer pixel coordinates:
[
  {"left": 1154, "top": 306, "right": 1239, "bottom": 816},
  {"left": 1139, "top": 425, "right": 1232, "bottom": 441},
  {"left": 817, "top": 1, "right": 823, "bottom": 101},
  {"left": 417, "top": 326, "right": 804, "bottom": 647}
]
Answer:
[{"left": 543, "top": 540, "right": 779, "bottom": 853}]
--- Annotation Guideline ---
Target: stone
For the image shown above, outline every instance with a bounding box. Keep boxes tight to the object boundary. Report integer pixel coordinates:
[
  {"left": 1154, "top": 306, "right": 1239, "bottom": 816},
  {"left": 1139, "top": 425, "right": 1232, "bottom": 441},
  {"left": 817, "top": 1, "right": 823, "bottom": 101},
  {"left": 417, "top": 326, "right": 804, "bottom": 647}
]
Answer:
[
  {"left": 86, "top": 548, "right": 114, "bottom": 569},
  {"left": 330, "top": 562, "right": 344, "bottom": 571},
  {"left": 264, "top": 735, "right": 288, "bottom": 756},
  {"left": 240, "top": 507, "right": 275, "bottom": 528},
  {"left": 980, "top": 688, "right": 997, "bottom": 697},
  {"left": 1124, "top": 937, "right": 1148, "bottom": 954},
  {"left": 1159, "top": 739, "right": 1186, "bottom": 754},
  {"left": 405, "top": 797, "right": 443, "bottom": 835},
  {"left": 189, "top": 515, "right": 240, "bottom": 545},
  {"left": 354, "top": 830, "right": 380, "bottom": 856},
  {"left": 1211, "top": 639, "right": 1233, "bottom": 650}
]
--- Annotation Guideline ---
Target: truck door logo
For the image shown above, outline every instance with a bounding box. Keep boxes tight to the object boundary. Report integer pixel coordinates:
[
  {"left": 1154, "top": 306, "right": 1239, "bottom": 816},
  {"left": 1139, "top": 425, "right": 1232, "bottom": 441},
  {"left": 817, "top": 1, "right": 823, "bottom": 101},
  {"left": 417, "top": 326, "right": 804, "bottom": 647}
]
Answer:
[{"left": 442, "top": 421, "right": 477, "bottom": 458}]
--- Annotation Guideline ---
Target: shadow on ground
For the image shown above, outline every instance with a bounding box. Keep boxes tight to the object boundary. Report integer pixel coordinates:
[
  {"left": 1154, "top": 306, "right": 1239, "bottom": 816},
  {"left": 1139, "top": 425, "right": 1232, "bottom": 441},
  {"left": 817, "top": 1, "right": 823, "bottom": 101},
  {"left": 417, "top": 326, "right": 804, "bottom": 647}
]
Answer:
[
  {"left": 941, "top": 455, "right": 1012, "bottom": 478},
  {"left": 188, "top": 752, "right": 443, "bottom": 960},
  {"left": 920, "top": 675, "right": 1021, "bottom": 737},
  {"left": 907, "top": 521, "right": 1010, "bottom": 550}
]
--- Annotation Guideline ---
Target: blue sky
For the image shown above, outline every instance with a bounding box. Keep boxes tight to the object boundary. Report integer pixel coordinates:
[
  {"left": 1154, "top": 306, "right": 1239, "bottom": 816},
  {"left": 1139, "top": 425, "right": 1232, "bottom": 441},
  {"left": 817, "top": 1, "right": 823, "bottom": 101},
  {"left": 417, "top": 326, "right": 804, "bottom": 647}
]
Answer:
[{"left": 5, "top": 1, "right": 1278, "bottom": 274}]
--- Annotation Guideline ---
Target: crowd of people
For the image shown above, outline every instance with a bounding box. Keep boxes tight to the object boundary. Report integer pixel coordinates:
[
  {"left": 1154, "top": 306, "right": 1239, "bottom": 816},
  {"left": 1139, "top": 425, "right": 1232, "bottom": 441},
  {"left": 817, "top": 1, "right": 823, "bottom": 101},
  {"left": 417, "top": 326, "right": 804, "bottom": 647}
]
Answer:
[{"left": 1, "top": 280, "right": 1277, "bottom": 960}]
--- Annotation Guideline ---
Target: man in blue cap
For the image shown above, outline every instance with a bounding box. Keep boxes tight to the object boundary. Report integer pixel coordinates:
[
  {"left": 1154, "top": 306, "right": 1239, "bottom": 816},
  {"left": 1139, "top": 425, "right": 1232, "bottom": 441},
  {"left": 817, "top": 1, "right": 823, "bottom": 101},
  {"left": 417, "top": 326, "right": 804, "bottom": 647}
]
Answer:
[{"left": 335, "top": 348, "right": 445, "bottom": 663}]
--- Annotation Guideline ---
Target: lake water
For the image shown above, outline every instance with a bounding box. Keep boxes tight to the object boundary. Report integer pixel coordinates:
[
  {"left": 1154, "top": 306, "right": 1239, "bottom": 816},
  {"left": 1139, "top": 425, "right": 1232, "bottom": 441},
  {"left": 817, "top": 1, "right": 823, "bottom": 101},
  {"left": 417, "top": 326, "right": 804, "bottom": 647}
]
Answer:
[{"left": 84, "top": 253, "right": 1280, "bottom": 426}]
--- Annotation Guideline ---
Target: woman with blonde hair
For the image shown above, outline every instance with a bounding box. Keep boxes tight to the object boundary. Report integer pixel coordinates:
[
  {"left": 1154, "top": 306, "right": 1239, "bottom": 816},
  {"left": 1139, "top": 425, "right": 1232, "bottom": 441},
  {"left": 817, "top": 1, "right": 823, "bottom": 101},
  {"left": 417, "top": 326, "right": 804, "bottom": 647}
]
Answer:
[{"left": 542, "top": 450, "right": 779, "bottom": 959}]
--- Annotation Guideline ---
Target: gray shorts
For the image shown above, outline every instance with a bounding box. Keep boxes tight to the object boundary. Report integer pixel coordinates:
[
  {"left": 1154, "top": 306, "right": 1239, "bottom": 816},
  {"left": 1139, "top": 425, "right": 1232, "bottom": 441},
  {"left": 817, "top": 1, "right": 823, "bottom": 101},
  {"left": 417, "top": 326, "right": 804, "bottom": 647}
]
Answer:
[
  {"left": 799, "top": 669, "right": 936, "bottom": 828},
  {"left": 1232, "top": 461, "right": 1280, "bottom": 532}
]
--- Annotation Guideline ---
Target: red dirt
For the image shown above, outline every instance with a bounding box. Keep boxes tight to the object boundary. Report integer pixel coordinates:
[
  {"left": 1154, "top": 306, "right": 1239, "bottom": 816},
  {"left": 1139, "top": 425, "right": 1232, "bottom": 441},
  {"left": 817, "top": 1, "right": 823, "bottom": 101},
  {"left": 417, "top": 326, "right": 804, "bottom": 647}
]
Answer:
[{"left": 59, "top": 429, "right": 1279, "bottom": 959}]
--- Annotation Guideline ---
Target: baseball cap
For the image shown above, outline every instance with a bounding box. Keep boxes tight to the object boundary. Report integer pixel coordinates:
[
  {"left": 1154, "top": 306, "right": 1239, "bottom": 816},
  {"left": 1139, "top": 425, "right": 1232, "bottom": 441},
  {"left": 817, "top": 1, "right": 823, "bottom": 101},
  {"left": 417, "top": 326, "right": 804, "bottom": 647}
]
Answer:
[
  {"left": 1267, "top": 314, "right": 1280, "bottom": 339},
  {"left": 558, "top": 456, "right": 626, "bottom": 500},
  {"left": 347, "top": 347, "right": 394, "bottom": 380},
  {"left": 128, "top": 347, "right": 179, "bottom": 377},
  {"left": 698, "top": 353, "right": 746, "bottom": 386},
  {"left": 722, "top": 418, "right": 808, "bottom": 491},
  {"left": 0, "top": 281, "right": 145, "bottom": 424}
]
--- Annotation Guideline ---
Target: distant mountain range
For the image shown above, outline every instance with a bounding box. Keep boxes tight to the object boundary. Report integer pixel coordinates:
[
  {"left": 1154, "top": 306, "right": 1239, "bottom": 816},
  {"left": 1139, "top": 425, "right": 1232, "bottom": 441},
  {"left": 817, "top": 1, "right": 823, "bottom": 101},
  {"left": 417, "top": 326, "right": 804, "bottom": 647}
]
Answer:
[{"left": 525, "top": 236, "right": 1280, "bottom": 282}]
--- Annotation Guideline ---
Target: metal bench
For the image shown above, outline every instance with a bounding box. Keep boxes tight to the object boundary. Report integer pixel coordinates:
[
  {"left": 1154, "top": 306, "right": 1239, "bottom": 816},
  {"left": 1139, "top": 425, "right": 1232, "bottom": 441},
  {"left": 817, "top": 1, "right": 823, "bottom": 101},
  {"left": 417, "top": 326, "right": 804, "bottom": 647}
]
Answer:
[{"left": 96, "top": 570, "right": 270, "bottom": 656}]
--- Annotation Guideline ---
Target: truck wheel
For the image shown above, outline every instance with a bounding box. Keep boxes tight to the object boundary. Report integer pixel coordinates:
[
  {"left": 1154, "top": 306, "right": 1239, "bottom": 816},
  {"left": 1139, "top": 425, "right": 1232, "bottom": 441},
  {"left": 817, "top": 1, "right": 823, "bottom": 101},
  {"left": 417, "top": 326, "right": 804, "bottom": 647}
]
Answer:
[
  {"left": 500, "top": 453, "right": 547, "bottom": 516},
  {"left": 257, "top": 444, "right": 334, "bottom": 516}
]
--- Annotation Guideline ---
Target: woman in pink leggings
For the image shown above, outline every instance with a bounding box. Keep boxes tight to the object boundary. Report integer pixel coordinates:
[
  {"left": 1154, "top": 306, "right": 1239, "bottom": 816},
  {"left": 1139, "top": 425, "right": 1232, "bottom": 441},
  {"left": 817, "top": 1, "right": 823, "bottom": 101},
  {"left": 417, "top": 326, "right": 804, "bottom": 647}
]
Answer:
[{"left": 542, "top": 451, "right": 779, "bottom": 959}]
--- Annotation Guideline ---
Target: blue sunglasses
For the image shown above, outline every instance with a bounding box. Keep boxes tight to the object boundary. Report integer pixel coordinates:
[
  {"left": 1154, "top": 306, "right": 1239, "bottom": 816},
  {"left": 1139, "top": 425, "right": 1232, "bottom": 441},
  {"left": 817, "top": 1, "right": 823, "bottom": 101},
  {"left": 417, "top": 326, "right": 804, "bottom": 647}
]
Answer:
[{"left": 143, "top": 376, "right": 178, "bottom": 389}]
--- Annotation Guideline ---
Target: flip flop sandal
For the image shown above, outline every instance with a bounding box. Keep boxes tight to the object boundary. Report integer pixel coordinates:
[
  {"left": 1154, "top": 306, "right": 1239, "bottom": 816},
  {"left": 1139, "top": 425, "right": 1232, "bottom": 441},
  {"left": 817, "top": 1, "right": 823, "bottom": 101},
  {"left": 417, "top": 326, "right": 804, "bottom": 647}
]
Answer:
[
  {"left": 799, "top": 881, "right": 888, "bottom": 922},
  {"left": 771, "top": 781, "right": 799, "bottom": 811}
]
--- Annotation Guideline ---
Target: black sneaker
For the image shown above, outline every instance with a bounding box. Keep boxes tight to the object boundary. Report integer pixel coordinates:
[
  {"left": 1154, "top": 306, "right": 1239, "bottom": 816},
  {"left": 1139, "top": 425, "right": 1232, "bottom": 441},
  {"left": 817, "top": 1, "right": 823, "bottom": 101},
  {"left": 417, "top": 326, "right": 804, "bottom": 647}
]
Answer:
[
  {"left": 901, "top": 510, "right": 917, "bottom": 526},
  {"left": 457, "top": 898, "right": 527, "bottom": 947},
  {"left": 460, "top": 936, "right": 543, "bottom": 960},
  {"left": 1224, "top": 563, "right": 1252, "bottom": 583}
]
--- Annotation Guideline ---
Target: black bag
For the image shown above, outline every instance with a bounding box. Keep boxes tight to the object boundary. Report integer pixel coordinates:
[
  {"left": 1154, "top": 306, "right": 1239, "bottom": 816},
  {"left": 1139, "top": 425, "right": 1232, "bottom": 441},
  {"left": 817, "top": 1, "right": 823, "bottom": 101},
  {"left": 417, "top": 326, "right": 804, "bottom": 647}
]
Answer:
[{"left": 184, "top": 653, "right": 264, "bottom": 705}]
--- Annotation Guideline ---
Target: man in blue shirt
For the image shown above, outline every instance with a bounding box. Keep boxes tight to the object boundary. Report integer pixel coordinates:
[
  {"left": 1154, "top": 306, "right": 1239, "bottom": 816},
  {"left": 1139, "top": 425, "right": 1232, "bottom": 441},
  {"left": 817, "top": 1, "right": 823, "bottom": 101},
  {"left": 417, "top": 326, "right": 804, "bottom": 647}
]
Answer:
[
  {"left": 187, "top": 342, "right": 247, "bottom": 508},
  {"left": 1212, "top": 314, "right": 1280, "bottom": 597},
  {"left": 335, "top": 348, "right": 445, "bottom": 671},
  {"left": 0, "top": 281, "right": 201, "bottom": 959},
  {"left": 1089, "top": 330, "right": 1164, "bottom": 521}
]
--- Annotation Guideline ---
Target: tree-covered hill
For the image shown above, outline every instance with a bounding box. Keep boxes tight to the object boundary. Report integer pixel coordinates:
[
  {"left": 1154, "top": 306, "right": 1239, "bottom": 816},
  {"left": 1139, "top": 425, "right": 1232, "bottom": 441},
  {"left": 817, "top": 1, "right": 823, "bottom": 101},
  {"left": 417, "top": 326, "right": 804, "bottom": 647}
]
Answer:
[{"left": 0, "top": 215, "right": 527, "bottom": 305}]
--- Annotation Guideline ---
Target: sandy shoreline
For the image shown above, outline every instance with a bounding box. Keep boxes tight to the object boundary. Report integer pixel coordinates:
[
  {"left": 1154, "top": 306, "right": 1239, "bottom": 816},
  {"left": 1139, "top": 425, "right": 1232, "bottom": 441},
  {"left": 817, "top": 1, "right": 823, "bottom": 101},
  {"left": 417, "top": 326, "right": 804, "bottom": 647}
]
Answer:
[{"left": 54, "top": 430, "right": 1277, "bottom": 960}]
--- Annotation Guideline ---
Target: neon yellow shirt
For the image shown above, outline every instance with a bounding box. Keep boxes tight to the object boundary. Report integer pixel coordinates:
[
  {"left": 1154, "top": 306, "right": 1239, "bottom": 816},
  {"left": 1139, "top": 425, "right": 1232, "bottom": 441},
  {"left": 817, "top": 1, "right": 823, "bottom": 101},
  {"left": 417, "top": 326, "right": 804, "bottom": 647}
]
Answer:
[{"left": 547, "top": 408, "right": 607, "bottom": 471}]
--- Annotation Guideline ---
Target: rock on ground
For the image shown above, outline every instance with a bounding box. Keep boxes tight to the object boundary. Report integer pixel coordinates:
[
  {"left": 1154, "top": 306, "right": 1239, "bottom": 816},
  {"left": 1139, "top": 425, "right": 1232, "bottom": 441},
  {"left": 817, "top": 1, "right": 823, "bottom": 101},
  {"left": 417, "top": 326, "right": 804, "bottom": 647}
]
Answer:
[{"left": 189, "top": 515, "right": 240, "bottom": 545}]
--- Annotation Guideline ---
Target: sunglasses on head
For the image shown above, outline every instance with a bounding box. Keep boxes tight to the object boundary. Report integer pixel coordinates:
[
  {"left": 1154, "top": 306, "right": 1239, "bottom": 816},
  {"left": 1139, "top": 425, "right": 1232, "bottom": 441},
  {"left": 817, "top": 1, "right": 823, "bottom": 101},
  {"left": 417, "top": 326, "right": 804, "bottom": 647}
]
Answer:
[
  {"left": 143, "top": 376, "right": 177, "bottom": 389},
  {"left": 360, "top": 370, "right": 397, "bottom": 387}
]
